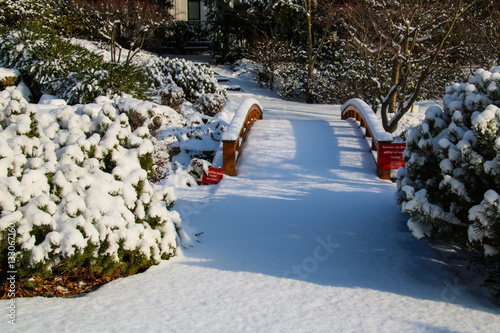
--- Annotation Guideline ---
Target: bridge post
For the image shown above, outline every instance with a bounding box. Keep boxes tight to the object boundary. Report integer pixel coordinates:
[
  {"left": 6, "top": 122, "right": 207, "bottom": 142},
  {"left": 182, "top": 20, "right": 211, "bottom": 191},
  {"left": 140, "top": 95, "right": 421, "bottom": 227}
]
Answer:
[{"left": 222, "top": 141, "right": 237, "bottom": 176}]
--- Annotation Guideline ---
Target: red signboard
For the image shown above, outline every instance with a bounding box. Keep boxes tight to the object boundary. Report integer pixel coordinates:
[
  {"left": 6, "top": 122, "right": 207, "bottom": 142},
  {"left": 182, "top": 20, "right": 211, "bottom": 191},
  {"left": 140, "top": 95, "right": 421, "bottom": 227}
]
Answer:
[
  {"left": 199, "top": 167, "right": 224, "bottom": 185},
  {"left": 377, "top": 143, "right": 406, "bottom": 170}
]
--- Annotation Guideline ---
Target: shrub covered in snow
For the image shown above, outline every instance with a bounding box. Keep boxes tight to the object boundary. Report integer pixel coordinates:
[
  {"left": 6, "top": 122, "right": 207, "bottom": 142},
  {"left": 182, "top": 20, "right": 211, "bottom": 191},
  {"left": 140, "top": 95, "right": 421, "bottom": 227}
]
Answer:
[
  {"left": 146, "top": 57, "right": 226, "bottom": 103},
  {"left": 116, "top": 97, "right": 184, "bottom": 135},
  {"left": 0, "top": 67, "right": 21, "bottom": 90},
  {"left": 0, "top": 0, "right": 63, "bottom": 30},
  {"left": 160, "top": 84, "right": 185, "bottom": 112},
  {"left": 0, "top": 27, "right": 229, "bottom": 116},
  {"left": 196, "top": 93, "right": 226, "bottom": 117},
  {"left": 0, "top": 86, "right": 183, "bottom": 278},
  {"left": 396, "top": 66, "right": 500, "bottom": 256}
]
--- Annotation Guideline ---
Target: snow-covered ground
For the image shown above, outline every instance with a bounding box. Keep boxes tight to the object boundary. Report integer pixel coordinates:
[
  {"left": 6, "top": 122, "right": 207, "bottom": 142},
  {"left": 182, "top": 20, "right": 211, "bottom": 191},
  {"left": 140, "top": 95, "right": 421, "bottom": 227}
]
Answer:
[{"left": 2, "top": 64, "right": 499, "bottom": 333}]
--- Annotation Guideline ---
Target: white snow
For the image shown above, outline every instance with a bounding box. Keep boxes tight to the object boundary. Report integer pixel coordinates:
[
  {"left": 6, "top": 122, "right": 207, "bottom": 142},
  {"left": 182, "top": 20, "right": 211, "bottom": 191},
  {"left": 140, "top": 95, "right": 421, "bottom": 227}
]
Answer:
[
  {"left": 1, "top": 63, "right": 499, "bottom": 333},
  {"left": 0, "top": 68, "right": 20, "bottom": 80},
  {"left": 38, "top": 94, "right": 67, "bottom": 106}
]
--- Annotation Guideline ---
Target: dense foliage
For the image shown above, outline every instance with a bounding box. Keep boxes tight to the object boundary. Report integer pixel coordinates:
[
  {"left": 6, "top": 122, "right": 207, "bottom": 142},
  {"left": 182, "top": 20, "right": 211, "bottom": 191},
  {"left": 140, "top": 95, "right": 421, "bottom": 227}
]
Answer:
[
  {"left": 0, "top": 29, "right": 226, "bottom": 109},
  {"left": 0, "top": 0, "right": 228, "bottom": 290},
  {"left": 146, "top": 56, "right": 226, "bottom": 104},
  {"left": 396, "top": 66, "right": 500, "bottom": 257},
  {"left": 0, "top": 84, "right": 181, "bottom": 278},
  {"left": 206, "top": 0, "right": 499, "bottom": 113},
  {"left": 0, "top": 30, "right": 151, "bottom": 104}
]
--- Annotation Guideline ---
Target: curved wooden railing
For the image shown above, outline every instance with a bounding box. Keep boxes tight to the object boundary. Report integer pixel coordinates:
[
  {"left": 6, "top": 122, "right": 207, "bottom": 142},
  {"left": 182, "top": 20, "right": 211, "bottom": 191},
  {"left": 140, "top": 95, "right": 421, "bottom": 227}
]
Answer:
[
  {"left": 341, "top": 98, "right": 405, "bottom": 180},
  {"left": 213, "top": 98, "right": 263, "bottom": 176}
]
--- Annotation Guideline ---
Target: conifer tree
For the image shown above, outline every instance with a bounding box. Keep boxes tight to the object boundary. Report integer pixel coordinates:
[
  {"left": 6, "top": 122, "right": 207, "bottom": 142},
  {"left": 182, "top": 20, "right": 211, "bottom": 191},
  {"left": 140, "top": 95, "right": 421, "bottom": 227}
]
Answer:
[{"left": 397, "top": 66, "right": 500, "bottom": 255}]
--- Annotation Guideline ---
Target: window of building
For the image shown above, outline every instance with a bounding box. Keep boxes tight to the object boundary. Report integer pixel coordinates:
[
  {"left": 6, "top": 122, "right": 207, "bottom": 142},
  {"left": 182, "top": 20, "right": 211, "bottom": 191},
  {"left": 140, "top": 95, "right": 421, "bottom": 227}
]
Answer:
[{"left": 188, "top": 0, "right": 201, "bottom": 21}]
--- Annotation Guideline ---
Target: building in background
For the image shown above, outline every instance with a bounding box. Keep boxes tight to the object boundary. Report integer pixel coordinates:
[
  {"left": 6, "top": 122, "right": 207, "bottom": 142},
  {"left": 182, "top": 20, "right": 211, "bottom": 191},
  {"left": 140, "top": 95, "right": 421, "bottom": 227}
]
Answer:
[{"left": 171, "top": 0, "right": 209, "bottom": 22}]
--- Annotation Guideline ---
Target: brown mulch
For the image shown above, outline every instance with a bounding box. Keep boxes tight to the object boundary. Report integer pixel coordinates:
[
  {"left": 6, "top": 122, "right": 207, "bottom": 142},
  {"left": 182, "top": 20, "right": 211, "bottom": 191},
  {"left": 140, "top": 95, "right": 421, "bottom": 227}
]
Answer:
[{"left": 0, "top": 267, "right": 127, "bottom": 299}]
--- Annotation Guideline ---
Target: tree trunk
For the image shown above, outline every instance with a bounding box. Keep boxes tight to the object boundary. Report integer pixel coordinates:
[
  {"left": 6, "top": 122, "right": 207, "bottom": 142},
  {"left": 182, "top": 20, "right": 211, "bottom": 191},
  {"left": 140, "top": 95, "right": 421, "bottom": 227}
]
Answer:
[
  {"left": 389, "top": 57, "right": 401, "bottom": 114},
  {"left": 305, "top": 0, "right": 314, "bottom": 104}
]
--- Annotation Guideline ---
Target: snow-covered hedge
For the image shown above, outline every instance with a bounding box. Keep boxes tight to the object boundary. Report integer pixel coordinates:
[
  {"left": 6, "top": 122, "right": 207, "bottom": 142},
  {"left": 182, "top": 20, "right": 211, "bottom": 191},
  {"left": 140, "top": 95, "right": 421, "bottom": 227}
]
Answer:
[
  {"left": 396, "top": 66, "right": 500, "bottom": 256},
  {"left": 0, "top": 86, "right": 182, "bottom": 277}
]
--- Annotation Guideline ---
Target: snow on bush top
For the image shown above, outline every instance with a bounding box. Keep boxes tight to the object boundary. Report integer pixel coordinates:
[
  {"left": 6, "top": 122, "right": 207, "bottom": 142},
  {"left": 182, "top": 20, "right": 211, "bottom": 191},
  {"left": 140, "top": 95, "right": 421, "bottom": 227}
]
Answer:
[
  {"left": 0, "top": 85, "right": 182, "bottom": 275},
  {"left": 0, "top": 67, "right": 20, "bottom": 80}
]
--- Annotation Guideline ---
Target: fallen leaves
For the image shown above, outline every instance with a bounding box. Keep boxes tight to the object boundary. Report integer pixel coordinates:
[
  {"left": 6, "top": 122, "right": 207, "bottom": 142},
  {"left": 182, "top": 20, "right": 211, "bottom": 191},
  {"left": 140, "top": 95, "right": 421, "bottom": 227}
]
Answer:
[{"left": 0, "top": 267, "right": 126, "bottom": 298}]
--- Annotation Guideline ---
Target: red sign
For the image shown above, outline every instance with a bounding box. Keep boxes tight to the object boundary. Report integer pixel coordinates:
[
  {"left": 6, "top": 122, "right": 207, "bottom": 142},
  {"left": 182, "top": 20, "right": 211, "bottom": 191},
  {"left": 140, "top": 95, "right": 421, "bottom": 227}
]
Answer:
[
  {"left": 378, "top": 143, "right": 406, "bottom": 170},
  {"left": 199, "top": 167, "right": 224, "bottom": 185}
]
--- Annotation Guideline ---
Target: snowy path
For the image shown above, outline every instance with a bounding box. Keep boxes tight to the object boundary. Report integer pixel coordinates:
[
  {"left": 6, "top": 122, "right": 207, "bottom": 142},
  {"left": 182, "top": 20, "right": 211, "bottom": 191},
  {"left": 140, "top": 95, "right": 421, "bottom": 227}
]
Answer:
[{"left": 3, "top": 73, "right": 500, "bottom": 332}]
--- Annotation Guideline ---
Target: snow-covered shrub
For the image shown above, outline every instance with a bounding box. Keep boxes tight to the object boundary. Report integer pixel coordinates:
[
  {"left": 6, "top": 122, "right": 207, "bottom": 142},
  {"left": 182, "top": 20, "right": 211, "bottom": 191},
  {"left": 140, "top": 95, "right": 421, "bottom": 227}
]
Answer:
[
  {"left": 0, "top": 0, "right": 60, "bottom": 29},
  {"left": 0, "top": 67, "right": 21, "bottom": 90},
  {"left": 396, "top": 66, "right": 500, "bottom": 255},
  {"left": 0, "top": 90, "right": 182, "bottom": 278},
  {"left": 196, "top": 93, "right": 226, "bottom": 117},
  {"left": 249, "top": 37, "right": 292, "bottom": 92},
  {"left": 116, "top": 98, "right": 184, "bottom": 134},
  {"left": 0, "top": 29, "right": 151, "bottom": 104},
  {"left": 160, "top": 84, "right": 185, "bottom": 112},
  {"left": 146, "top": 57, "right": 226, "bottom": 103}
]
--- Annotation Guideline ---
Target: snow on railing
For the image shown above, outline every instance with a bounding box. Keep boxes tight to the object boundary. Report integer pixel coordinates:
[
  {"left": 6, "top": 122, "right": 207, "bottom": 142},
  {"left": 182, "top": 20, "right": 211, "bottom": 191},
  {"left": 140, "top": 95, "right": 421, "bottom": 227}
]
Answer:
[
  {"left": 213, "top": 98, "right": 263, "bottom": 176},
  {"left": 341, "top": 98, "right": 405, "bottom": 180},
  {"left": 222, "top": 98, "right": 262, "bottom": 141},
  {"left": 341, "top": 98, "right": 393, "bottom": 144}
]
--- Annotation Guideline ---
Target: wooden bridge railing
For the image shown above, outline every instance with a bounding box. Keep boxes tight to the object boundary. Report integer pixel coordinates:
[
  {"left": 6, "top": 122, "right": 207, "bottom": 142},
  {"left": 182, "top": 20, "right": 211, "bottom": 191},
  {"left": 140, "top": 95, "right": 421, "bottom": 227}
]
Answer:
[
  {"left": 213, "top": 98, "right": 263, "bottom": 176},
  {"left": 341, "top": 98, "right": 406, "bottom": 180}
]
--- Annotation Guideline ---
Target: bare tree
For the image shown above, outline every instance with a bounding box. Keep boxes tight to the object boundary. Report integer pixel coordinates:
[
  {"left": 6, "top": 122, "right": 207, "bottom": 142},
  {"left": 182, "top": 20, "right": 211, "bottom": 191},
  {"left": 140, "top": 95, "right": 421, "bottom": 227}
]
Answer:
[
  {"left": 465, "top": 0, "right": 500, "bottom": 67},
  {"left": 73, "top": 0, "right": 172, "bottom": 66},
  {"left": 339, "top": 0, "right": 478, "bottom": 133}
]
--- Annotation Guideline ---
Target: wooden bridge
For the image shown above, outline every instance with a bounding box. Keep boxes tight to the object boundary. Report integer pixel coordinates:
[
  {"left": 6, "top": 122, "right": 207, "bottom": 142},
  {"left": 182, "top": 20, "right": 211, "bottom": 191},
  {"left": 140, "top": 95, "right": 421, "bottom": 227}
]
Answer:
[{"left": 214, "top": 98, "right": 405, "bottom": 180}]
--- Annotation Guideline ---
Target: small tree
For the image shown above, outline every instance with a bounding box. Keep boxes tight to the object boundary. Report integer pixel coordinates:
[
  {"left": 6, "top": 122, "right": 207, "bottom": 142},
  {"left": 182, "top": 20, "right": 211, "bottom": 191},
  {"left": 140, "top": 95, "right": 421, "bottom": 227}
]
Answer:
[
  {"left": 339, "top": 0, "right": 478, "bottom": 133},
  {"left": 73, "top": 0, "right": 172, "bottom": 66}
]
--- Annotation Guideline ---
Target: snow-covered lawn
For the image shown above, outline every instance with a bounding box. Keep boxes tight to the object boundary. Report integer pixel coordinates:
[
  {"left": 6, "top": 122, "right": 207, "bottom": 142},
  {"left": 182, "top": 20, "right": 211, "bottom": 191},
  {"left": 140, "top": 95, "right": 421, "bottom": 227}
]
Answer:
[{"left": 2, "top": 65, "right": 499, "bottom": 332}]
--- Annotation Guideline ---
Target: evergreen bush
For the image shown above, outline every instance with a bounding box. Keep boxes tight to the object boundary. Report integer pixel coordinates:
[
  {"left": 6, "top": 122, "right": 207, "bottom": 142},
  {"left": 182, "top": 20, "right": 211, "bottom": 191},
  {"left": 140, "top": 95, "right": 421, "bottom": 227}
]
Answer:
[
  {"left": 146, "top": 57, "right": 226, "bottom": 103},
  {"left": 396, "top": 66, "right": 500, "bottom": 256},
  {"left": 160, "top": 84, "right": 185, "bottom": 112},
  {"left": 195, "top": 93, "right": 226, "bottom": 117},
  {"left": 0, "top": 85, "right": 182, "bottom": 278}
]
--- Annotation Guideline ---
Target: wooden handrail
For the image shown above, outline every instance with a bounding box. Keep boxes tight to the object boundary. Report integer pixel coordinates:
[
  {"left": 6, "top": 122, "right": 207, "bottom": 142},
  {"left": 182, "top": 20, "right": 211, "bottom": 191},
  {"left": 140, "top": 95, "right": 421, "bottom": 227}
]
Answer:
[
  {"left": 220, "top": 98, "right": 263, "bottom": 176},
  {"left": 341, "top": 98, "right": 405, "bottom": 180}
]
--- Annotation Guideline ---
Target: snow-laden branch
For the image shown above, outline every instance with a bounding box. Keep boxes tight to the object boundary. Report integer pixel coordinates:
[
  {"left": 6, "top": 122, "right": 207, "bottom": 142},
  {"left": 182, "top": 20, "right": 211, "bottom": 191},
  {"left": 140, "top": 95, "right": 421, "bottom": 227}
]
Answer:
[{"left": 277, "top": 0, "right": 306, "bottom": 13}]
